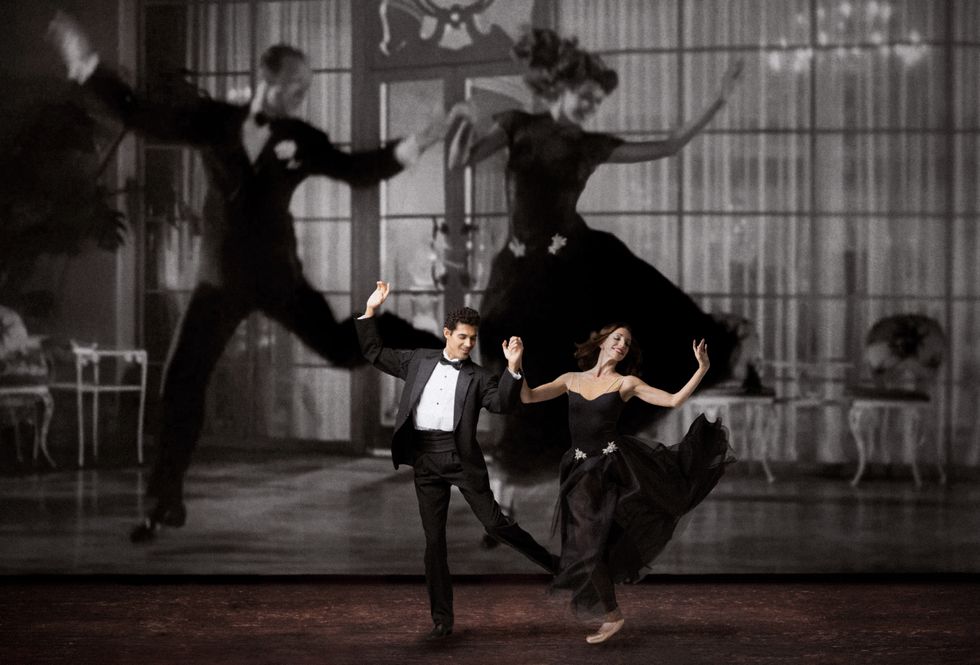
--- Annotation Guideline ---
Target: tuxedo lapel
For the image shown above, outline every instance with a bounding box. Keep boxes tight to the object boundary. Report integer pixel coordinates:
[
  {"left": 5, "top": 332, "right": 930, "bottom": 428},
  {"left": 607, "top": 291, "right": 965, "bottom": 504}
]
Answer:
[{"left": 453, "top": 363, "right": 475, "bottom": 431}]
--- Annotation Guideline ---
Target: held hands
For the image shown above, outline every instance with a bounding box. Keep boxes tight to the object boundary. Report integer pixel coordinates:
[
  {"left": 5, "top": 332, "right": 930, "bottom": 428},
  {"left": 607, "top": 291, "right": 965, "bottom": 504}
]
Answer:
[
  {"left": 416, "top": 101, "right": 473, "bottom": 152},
  {"left": 502, "top": 336, "right": 523, "bottom": 373},
  {"left": 447, "top": 101, "right": 481, "bottom": 170},
  {"left": 416, "top": 110, "right": 450, "bottom": 151},
  {"left": 718, "top": 58, "right": 745, "bottom": 104},
  {"left": 693, "top": 338, "right": 710, "bottom": 372},
  {"left": 401, "top": 101, "right": 474, "bottom": 167},
  {"left": 363, "top": 280, "right": 391, "bottom": 317},
  {"left": 449, "top": 100, "right": 478, "bottom": 124},
  {"left": 47, "top": 11, "right": 97, "bottom": 82}
]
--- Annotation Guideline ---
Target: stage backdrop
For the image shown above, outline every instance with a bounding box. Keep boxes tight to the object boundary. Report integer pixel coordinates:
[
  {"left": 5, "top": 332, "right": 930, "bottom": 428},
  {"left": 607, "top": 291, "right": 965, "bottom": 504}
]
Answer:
[{"left": 2, "top": 0, "right": 979, "bottom": 574}]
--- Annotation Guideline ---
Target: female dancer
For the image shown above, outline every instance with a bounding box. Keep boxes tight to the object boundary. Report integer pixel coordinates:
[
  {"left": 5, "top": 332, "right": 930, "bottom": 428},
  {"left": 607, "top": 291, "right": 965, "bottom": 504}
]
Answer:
[
  {"left": 518, "top": 325, "right": 733, "bottom": 644},
  {"left": 449, "top": 28, "right": 745, "bottom": 482}
]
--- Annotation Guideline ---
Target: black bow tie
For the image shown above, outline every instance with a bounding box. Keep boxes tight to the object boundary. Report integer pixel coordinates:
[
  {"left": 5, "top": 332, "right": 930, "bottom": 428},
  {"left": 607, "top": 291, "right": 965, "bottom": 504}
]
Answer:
[
  {"left": 253, "top": 112, "right": 271, "bottom": 126},
  {"left": 439, "top": 357, "right": 464, "bottom": 370}
]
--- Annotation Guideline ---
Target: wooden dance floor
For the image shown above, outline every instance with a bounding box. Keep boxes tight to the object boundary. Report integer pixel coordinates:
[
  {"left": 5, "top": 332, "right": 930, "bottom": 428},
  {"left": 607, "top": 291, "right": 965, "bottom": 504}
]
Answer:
[
  {"left": 2, "top": 577, "right": 978, "bottom": 664},
  {"left": 2, "top": 445, "right": 979, "bottom": 662}
]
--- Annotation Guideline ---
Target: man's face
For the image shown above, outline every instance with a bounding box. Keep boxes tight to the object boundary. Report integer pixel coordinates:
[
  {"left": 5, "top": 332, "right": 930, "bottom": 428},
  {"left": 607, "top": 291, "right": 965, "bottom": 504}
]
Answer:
[
  {"left": 444, "top": 323, "right": 477, "bottom": 361},
  {"left": 262, "top": 57, "right": 312, "bottom": 117}
]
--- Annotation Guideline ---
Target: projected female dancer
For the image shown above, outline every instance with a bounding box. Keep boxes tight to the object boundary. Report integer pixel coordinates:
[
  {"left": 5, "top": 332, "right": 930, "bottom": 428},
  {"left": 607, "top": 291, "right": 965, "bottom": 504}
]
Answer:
[{"left": 449, "top": 28, "right": 744, "bottom": 501}]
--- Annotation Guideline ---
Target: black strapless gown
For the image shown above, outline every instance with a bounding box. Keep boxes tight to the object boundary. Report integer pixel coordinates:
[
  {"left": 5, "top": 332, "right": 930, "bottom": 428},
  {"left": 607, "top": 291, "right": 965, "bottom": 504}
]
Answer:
[
  {"left": 478, "top": 111, "right": 739, "bottom": 480},
  {"left": 551, "top": 391, "right": 734, "bottom": 617}
]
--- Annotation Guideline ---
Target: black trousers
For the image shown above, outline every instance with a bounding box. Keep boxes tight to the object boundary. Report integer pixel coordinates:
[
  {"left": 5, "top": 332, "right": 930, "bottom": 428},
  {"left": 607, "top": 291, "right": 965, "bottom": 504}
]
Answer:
[
  {"left": 151, "top": 279, "right": 360, "bottom": 495},
  {"left": 412, "top": 448, "right": 557, "bottom": 627}
]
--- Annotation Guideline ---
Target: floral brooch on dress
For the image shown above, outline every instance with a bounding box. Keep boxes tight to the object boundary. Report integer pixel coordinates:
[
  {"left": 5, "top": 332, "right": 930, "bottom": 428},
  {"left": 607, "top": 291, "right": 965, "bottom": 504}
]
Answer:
[
  {"left": 547, "top": 233, "right": 567, "bottom": 255},
  {"left": 508, "top": 238, "right": 527, "bottom": 258},
  {"left": 573, "top": 442, "right": 618, "bottom": 461},
  {"left": 274, "top": 140, "right": 301, "bottom": 169}
]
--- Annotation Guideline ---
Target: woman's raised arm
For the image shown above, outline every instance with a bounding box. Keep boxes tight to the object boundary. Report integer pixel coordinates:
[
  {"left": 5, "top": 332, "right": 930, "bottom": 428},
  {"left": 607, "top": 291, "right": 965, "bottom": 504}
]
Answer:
[
  {"left": 624, "top": 339, "right": 710, "bottom": 407},
  {"left": 521, "top": 372, "right": 572, "bottom": 404},
  {"left": 606, "top": 59, "right": 744, "bottom": 164}
]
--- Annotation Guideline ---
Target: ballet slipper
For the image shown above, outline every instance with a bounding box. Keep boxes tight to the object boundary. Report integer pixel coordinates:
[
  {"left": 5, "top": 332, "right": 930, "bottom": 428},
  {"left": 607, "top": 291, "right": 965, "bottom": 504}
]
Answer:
[{"left": 585, "top": 617, "right": 624, "bottom": 644}]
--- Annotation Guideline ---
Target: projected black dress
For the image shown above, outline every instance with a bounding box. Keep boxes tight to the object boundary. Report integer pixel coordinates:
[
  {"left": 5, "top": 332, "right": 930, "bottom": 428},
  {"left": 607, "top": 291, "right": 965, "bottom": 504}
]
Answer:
[
  {"left": 553, "top": 387, "right": 733, "bottom": 617},
  {"left": 479, "top": 110, "right": 738, "bottom": 478}
]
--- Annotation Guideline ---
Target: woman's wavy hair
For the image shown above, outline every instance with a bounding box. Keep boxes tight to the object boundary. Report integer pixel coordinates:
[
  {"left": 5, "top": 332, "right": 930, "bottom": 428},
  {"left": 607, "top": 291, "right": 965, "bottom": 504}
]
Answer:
[
  {"left": 512, "top": 28, "right": 619, "bottom": 101},
  {"left": 574, "top": 322, "right": 643, "bottom": 376}
]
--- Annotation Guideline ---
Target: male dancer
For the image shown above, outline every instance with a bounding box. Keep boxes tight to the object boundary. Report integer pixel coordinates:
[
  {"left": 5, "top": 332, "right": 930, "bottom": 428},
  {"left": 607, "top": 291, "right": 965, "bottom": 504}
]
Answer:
[
  {"left": 48, "top": 12, "right": 449, "bottom": 542},
  {"left": 356, "top": 281, "right": 556, "bottom": 640}
]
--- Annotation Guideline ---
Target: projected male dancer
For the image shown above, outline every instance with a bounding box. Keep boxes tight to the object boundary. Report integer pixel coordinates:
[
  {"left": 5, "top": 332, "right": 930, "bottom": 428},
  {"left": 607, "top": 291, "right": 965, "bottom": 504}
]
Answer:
[{"left": 48, "top": 11, "right": 451, "bottom": 542}]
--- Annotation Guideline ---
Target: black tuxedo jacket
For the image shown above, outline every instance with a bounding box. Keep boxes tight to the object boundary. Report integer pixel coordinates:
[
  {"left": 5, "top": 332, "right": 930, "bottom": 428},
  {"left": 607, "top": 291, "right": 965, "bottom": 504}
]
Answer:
[
  {"left": 84, "top": 65, "right": 404, "bottom": 293},
  {"left": 355, "top": 317, "right": 522, "bottom": 478}
]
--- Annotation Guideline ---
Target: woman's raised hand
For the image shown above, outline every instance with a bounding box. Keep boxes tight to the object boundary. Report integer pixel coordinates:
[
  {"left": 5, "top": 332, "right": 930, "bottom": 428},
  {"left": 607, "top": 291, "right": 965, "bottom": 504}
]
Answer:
[
  {"left": 447, "top": 102, "right": 479, "bottom": 170},
  {"left": 449, "top": 100, "right": 478, "bottom": 124},
  {"left": 693, "top": 338, "right": 710, "bottom": 371}
]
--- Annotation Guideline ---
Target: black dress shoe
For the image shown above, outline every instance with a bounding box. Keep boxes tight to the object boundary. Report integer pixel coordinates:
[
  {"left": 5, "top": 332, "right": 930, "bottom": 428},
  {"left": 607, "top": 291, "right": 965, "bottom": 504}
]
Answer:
[
  {"left": 480, "top": 533, "right": 501, "bottom": 550},
  {"left": 426, "top": 623, "right": 453, "bottom": 640},
  {"left": 129, "top": 501, "right": 187, "bottom": 544}
]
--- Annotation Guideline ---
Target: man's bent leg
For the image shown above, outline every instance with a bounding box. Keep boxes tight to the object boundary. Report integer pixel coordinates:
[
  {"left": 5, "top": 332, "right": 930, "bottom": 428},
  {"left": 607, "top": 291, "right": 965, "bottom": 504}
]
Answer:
[{"left": 456, "top": 472, "right": 557, "bottom": 574}]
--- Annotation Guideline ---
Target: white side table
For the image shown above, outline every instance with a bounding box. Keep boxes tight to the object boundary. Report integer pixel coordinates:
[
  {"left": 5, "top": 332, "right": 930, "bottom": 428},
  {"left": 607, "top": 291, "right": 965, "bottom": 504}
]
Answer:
[
  {"left": 683, "top": 392, "right": 778, "bottom": 483},
  {"left": 49, "top": 344, "right": 148, "bottom": 467}
]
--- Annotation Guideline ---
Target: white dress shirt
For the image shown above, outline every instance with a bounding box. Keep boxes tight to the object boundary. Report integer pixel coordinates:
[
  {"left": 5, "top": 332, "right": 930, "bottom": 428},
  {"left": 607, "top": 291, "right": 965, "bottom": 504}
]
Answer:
[{"left": 413, "top": 353, "right": 461, "bottom": 432}]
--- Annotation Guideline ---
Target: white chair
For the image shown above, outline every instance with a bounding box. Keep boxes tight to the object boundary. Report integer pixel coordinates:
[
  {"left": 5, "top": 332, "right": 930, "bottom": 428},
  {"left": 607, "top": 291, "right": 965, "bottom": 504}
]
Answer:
[
  {"left": 49, "top": 342, "right": 148, "bottom": 467},
  {"left": 0, "top": 305, "right": 56, "bottom": 468},
  {"left": 846, "top": 315, "right": 945, "bottom": 488},
  {"left": 682, "top": 313, "right": 777, "bottom": 482}
]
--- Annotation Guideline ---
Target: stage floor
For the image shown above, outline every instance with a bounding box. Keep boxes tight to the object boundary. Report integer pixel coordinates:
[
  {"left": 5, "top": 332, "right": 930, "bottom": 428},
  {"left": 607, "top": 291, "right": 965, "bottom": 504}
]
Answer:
[
  {"left": 0, "top": 450, "right": 978, "bottom": 574},
  {"left": 2, "top": 579, "right": 978, "bottom": 664}
]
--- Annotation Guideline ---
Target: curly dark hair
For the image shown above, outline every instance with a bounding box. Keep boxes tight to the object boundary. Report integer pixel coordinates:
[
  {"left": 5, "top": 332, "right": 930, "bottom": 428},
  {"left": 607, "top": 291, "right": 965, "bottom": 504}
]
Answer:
[
  {"left": 259, "top": 44, "right": 307, "bottom": 78},
  {"left": 573, "top": 322, "right": 642, "bottom": 376},
  {"left": 512, "top": 28, "right": 618, "bottom": 101},
  {"left": 444, "top": 306, "right": 480, "bottom": 332}
]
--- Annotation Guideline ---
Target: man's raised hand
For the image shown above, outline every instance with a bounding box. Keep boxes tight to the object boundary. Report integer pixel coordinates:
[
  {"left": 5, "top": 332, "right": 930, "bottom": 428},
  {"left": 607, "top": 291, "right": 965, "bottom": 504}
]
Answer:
[
  {"left": 363, "top": 280, "right": 390, "bottom": 317},
  {"left": 47, "top": 11, "right": 97, "bottom": 82}
]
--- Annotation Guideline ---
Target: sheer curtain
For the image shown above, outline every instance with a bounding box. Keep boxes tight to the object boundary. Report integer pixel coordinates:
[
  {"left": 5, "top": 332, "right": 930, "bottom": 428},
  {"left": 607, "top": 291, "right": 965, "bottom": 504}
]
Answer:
[{"left": 557, "top": 0, "right": 976, "bottom": 467}]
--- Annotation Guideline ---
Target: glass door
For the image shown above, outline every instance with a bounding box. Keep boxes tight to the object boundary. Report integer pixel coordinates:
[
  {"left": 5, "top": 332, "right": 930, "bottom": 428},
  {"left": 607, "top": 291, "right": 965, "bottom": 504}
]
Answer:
[
  {"left": 371, "top": 72, "right": 532, "bottom": 434},
  {"left": 376, "top": 78, "right": 447, "bottom": 427}
]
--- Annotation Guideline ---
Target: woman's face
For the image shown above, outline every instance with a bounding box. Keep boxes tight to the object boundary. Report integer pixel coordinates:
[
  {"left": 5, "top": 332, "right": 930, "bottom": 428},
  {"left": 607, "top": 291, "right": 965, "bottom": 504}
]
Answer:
[
  {"left": 601, "top": 327, "right": 632, "bottom": 364},
  {"left": 557, "top": 80, "right": 606, "bottom": 125}
]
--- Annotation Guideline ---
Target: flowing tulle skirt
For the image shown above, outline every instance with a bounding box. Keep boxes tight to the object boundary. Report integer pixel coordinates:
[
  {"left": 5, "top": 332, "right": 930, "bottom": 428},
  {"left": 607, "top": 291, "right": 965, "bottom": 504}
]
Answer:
[{"left": 551, "top": 414, "right": 735, "bottom": 617}]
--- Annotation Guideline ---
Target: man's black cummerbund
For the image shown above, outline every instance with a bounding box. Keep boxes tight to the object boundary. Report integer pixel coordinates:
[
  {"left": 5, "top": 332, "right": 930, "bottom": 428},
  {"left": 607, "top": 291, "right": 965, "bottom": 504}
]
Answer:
[{"left": 413, "top": 429, "right": 456, "bottom": 453}]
